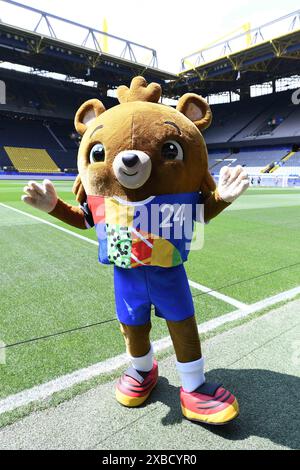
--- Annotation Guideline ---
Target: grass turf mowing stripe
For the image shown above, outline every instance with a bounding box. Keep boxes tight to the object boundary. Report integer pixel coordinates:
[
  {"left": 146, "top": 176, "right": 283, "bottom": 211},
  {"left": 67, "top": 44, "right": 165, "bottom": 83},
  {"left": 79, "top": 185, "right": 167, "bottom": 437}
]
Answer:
[
  {"left": 0, "top": 201, "right": 244, "bottom": 309},
  {"left": 0, "top": 285, "right": 299, "bottom": 415}
]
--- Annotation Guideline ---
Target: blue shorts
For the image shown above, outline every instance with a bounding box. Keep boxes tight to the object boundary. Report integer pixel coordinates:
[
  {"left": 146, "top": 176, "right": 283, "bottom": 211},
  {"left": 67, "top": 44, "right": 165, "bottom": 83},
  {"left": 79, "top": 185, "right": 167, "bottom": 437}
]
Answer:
[{"left": 114, "top": 264, "right": 195, "bottom": 326}]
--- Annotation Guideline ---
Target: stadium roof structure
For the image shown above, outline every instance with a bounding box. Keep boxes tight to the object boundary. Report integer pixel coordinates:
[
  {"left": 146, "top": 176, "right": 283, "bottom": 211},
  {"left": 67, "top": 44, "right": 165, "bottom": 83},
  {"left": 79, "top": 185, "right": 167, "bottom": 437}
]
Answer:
[
  {"left": 172, "top": 10, "right": 300, "bottom": 97},
  {"left": 0, "top": 0, "right": 176, "bottom": 90},
  {"left": 0, "top": 1, "right": 299, "bottom": 98}
]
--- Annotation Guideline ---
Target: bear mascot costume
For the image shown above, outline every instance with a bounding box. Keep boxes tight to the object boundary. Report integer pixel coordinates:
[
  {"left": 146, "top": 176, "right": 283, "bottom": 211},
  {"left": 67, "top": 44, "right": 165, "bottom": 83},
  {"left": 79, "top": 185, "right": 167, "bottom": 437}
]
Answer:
[{"left": 22, "top": 76, "right": 249, "bottom": 425}]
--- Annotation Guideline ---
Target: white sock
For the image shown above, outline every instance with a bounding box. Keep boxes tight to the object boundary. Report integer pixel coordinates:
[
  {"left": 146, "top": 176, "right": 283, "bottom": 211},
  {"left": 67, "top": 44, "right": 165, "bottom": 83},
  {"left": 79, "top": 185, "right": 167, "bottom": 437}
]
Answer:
[
  {"left": 129, "top": 344, "right": 154, "bottom": 372},
  {"left": 176, "top": 357, "right": 205, "bottom": 393}
]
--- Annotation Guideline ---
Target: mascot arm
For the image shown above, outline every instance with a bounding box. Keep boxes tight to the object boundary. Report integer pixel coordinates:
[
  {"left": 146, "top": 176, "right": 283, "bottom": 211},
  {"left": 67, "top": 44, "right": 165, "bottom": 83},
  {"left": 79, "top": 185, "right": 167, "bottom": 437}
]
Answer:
[
  {"left": 203, "top": 189, "right": 231, "bottom": 223},
  {"left": 49, "top": 198, "right": 87, "bottom": 229},
  {"left": 204, "top": 165, "right": 249, "bottom": 223},
  {"left": 22, "top": 179, "right": 87, "bottom": 230}
]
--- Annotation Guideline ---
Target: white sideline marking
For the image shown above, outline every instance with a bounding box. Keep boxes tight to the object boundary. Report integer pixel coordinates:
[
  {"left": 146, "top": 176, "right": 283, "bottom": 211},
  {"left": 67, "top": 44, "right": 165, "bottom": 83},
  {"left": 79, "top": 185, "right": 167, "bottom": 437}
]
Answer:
[
  {"left": 0, "top": 202, "right": 243, "bottom": 308},
  {"left": 188, "top": 280, "right": 247, "bottom": 309},
  {"left": 0, "top": 285, "right": 299, "bottom": 415},
  {"left": 0, "top": 203, "right": 98, "bottom": 246},
  {"left": 197, "top": 285, "right": 300, "bottom": 333}
]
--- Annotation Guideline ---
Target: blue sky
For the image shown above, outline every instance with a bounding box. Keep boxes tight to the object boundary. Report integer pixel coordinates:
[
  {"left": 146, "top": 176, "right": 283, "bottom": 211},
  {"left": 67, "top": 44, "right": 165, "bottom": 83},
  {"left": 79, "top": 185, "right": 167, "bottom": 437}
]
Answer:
[{"left": 0, "top": 0, "right": 299, "bottom": 71}]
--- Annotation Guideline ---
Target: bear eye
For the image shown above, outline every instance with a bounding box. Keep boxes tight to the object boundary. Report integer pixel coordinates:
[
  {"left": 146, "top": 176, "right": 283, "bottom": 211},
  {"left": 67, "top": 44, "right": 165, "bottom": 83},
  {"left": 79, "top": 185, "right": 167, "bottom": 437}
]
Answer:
[
  {"left": 161, "top": 140, "right": 184, "bottom": 161},
  {"left": 89, "top": 143, "right": 105, "bottom": 163}
]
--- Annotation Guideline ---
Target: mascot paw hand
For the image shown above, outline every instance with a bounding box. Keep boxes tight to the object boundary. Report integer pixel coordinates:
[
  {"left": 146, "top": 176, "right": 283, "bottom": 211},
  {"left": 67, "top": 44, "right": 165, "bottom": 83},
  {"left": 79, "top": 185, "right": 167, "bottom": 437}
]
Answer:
[
  {"left": 21, "top": 179, "right": 58, "bottom": 213},
  {"left": 217, "top": 165, "right": 249, "bottom": 203}
]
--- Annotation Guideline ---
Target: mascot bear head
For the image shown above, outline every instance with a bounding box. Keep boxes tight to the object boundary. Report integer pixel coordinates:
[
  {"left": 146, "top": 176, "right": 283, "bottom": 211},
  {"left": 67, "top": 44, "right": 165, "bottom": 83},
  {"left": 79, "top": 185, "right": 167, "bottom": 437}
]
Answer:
[{"left": 73, "top": 76, "right": 215, "bottom": 203}]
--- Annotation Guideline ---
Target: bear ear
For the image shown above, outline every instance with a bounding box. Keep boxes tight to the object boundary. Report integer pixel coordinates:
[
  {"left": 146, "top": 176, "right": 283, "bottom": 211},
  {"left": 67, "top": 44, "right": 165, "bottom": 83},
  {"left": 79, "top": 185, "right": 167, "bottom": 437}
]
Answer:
[
  {"left": 72, "top": 175, "right": 87, "bottom": 205},
  {"left": 176, "top": 93, "right": 212, "bottom": 131},
  {"left": 74, "top": 99, "right": 106, "bottom": 135}
]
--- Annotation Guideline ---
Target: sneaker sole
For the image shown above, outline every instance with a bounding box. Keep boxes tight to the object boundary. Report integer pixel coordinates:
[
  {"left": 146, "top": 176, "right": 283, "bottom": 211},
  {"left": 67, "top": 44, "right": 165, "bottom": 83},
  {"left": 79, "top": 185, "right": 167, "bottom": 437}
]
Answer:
[
  {"left": 181, "top": 398, "right": 239, "bottom": 425},
  {"left": 115, "top": 380, "right": 158, "bottom": 407}
]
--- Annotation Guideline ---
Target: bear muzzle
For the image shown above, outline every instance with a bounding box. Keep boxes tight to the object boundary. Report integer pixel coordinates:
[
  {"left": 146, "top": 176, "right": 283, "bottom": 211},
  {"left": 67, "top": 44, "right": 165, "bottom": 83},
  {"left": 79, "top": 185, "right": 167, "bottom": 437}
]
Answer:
[{"left": 113, "top": 150, "right": 152, "bottom": 189}]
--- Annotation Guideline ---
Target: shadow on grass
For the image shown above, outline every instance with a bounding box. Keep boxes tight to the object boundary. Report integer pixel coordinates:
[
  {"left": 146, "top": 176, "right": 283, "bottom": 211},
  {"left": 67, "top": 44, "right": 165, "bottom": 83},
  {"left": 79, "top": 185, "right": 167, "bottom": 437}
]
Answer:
[{"left": 149, "top": 369, "right": 300, "bottom": 449}]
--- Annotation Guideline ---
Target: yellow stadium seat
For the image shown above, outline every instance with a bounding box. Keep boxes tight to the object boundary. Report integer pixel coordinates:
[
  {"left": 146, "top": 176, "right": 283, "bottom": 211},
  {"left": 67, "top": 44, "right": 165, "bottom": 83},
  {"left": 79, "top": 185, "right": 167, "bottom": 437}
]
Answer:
[{"left": 4, "top": 147, "right": 61, "bottom": 173}]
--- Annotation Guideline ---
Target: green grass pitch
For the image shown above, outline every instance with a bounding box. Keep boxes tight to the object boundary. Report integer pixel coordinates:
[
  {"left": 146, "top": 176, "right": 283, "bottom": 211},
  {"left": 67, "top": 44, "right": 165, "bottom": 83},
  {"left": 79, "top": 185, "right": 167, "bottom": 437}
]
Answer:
[{"left": 0, "top": 180, "right": 300, "bottom": 399}]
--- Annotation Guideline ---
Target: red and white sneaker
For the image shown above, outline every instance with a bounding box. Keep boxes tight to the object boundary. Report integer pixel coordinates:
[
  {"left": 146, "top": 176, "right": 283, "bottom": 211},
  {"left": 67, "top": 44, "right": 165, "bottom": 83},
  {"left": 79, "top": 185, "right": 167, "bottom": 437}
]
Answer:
[
  {"left": 115, "top": 360, "right": 158, "bottom": 407},
  {"left": 180, "top": 382, "right": 239, "bottom": 425}
]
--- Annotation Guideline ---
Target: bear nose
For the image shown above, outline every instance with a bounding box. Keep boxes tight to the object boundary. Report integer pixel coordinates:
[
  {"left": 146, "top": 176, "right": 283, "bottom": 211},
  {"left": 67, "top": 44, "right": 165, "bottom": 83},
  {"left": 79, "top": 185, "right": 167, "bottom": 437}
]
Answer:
[{"left": 122, "top": 153, "right": 139, "bottom": 168}]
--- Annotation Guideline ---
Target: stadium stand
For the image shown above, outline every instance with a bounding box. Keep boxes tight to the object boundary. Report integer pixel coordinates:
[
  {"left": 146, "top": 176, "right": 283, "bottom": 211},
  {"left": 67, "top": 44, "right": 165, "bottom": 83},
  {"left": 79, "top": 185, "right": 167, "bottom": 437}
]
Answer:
[
  {"left": 231, "top": 92, "right": 300, "bottom": 142},
  {"left": 0, "top": 67, "right": 122, "bottom": 174},
  {"left": 203, "top": 88, "right": 300, "bottom": 180},
  {"left": 204, "top": 95, "right": 270, "bottom": 144},
  {"left": 0, "top": 115, "right": 66, "bottom": 148},
  {"left": 204, "top": 90, "right": 300, "bottom": 145},
  {"left": 269, "top": 106, "right": 300, "bottom": 139},
  {"left": 209, "top": 147, "right": 295, "bottom": 168},
  {"left": 51, "top": 151, "right": 78, "bottom": 172},
  {"left": 1, "top": 90, "right": 299, "bottom": 177},
  {"left": 4, "top": 147, "right": 61, "bottom": 173},
  {"left": 0, "top": 3, "right": 299, "bottom": 183},
  {"left": 0, "top": 68, "right": 118, "bottom": 120},
  {"left": 209, "top": 147, "right": 300, "bottom": 178},
  {"left": 0, "top": 113, "right": 78, "bottom": 172}
]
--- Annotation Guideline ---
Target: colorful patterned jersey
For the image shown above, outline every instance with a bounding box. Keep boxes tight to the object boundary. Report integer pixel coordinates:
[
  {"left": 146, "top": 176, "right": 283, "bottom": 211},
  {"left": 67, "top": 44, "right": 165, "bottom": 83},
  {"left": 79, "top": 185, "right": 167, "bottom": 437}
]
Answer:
[{"left": 84, "top": 192, "right": 204, "bottom": 269}]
